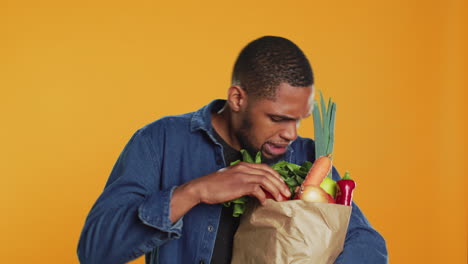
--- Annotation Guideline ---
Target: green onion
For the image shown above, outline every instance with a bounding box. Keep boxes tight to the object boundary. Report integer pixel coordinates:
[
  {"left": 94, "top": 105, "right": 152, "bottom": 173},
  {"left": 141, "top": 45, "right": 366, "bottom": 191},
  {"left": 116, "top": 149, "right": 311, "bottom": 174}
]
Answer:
[{"left": 314, "top": 91, "right": 337, "bottom": 178}]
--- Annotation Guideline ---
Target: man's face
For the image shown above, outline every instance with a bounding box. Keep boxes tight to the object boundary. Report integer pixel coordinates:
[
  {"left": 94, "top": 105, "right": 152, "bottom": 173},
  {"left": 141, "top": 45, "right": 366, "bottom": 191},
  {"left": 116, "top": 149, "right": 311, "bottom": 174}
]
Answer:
[{"left": 236, "top": 83, "right": 314, "bottom": 164}]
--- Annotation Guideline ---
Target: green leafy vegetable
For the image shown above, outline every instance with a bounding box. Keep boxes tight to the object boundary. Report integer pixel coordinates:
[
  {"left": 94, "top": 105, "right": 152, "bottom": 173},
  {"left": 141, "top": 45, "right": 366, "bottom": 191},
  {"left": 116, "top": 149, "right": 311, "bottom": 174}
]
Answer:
[
  {"left": 224, "top": 151, "right": 311, "bottom": 217},
  {"left": 240, "top": 149, "right": 254, "bottom": 163},
  {"left": 255, "top": 152, "right": 262, "bottom": 164},
  {"left": 223, "top": 196, "right": 250, "bottom": 217},
  {"left": 230, "top": 160, "right": 241, "bottom": 166}
]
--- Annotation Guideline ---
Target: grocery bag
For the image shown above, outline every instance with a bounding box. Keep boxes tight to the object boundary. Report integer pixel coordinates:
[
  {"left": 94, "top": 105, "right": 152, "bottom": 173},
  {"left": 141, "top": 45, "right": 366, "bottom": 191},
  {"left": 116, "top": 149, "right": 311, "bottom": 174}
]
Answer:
[{"left": 231, "top": 199, "right": 352, "bottom": 264}]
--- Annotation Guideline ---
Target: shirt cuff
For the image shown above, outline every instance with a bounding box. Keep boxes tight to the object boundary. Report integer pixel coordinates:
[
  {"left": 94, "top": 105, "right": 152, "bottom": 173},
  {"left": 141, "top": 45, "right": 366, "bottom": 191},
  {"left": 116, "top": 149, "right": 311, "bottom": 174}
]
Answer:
[{"left": 138, "top": 186, "right": 183, "bottom": 239}]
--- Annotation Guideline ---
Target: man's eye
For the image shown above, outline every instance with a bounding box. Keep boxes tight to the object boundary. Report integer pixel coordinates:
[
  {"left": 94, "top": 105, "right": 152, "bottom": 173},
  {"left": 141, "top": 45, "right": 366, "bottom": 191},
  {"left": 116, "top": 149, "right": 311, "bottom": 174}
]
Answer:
[{"left": 270, "top": 116, "right": 283, "bottom": 122}]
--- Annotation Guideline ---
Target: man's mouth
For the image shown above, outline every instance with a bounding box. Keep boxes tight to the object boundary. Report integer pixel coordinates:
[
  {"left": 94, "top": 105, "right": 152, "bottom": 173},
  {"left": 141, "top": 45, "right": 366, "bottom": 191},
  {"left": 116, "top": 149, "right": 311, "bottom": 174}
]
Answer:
[{"left": 263, "top": 142, "right": 289, "bottom": 156}]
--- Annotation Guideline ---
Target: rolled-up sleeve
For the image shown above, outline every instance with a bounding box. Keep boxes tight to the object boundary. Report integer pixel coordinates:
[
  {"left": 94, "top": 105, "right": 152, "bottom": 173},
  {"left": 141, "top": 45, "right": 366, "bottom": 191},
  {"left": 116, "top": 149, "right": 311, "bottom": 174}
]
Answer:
[
  {"left": 139, "top": 186, "right": 183, "bottom": 235},
  {"left": 77, "top": 128, "right": 182, "bottom": 264}
]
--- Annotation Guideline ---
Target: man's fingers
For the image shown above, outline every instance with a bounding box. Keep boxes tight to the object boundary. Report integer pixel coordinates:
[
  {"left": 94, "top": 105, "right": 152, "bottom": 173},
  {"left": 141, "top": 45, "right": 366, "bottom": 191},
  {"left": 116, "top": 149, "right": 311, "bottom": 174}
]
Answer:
[
  {"left": 241, "top": 162, "right": 283, "bottom": 182},
  {"left": 239, "top": 163, "right": 291, "bottom": 200},
  {"left": 216, "top": 162, "right": 291, "bottom": 202},
  {"left": 250, "top": 184, "right": 267, "bottom": 205},
  {"left": 237, "top": 163, "right": 291, "bottom": 198},
  {"left": 244, "top": 174, "right": 288, "bottom": 201}
]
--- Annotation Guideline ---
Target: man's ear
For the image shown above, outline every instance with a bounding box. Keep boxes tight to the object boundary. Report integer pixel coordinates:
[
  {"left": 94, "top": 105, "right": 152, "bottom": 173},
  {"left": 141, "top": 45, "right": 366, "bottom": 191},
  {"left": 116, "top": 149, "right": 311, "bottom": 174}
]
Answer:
[{"left": 227, "top": 85, "right": 247, "bottom": 112}]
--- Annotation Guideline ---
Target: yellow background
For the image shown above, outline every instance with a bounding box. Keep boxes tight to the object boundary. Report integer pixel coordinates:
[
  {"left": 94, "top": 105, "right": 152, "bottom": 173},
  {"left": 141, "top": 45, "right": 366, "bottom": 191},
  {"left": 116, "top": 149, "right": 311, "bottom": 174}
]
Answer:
[{"left": 1, "top": 0, "right": 466, "bottom": 263}]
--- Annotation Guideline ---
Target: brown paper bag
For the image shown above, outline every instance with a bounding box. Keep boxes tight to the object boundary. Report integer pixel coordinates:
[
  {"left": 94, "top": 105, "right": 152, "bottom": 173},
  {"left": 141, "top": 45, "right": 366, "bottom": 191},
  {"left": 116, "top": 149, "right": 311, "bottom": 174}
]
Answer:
[{"left": 231, "top": 199, "right": 352, "bottom": 264}]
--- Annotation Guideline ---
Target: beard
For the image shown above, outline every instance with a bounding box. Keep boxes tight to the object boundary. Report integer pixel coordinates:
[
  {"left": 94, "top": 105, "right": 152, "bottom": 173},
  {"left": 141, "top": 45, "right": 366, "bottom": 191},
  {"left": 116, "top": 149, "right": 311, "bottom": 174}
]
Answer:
[{"left": 235, "top": 112, "right": 286, "bottom": 165}]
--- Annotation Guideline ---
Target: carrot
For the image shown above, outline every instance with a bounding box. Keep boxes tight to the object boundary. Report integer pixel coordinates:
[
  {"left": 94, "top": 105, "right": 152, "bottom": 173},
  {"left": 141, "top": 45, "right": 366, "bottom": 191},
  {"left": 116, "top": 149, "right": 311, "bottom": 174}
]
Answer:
[{"left": 301, "top": 154, "right": 332, "bottom": 186}]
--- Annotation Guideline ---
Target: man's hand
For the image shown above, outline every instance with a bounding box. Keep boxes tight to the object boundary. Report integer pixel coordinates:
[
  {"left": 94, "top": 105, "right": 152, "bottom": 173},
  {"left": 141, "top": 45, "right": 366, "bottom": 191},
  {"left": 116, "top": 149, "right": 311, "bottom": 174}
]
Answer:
[
  {"left": 169, "top": 162, "right": 291, "bottom": 223},
  {"left": 193, "top": 162, "right": 291, "bottom": 205}
]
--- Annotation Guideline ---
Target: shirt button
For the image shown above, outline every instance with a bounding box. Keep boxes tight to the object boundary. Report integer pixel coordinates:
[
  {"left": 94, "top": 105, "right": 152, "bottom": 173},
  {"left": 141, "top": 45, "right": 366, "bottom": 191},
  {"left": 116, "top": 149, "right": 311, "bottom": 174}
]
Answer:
[{"left": 207, "top": 225, "right": 214, "bottom": 232}]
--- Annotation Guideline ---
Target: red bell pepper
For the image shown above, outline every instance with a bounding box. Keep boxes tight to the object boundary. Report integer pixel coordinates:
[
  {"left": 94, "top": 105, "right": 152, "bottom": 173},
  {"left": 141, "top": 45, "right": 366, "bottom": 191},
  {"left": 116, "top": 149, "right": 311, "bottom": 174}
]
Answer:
[{"left": 335, "top": 171, "right": 356, "bottom": 206}]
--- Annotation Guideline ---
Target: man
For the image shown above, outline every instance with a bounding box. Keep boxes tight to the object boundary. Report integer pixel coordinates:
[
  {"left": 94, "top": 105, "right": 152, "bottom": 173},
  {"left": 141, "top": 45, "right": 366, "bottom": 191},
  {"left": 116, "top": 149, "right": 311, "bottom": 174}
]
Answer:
[{"left": 77, "top": 36, "right": 388, "bottom": 264}]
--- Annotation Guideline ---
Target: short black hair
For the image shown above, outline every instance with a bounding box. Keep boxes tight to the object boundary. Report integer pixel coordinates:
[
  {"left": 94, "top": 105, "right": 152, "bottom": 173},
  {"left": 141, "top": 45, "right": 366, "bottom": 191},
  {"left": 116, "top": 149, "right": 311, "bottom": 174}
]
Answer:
[{"left": 231, "top": 36, "right": 314, "bottom": 99}]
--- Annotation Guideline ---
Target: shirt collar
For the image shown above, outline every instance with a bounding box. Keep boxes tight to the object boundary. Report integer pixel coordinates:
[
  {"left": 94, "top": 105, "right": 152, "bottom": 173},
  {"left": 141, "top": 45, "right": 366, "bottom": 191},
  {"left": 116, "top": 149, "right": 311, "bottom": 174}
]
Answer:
[{"left": 190, "top": 99, "right": 226, "bottom": 134}]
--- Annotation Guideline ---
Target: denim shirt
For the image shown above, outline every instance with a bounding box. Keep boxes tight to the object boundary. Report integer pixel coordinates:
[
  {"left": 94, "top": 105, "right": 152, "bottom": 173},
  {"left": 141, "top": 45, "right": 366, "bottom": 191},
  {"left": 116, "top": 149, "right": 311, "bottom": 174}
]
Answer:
[{"left": 77, "top": 99, "right": 388, "bottom": 264}]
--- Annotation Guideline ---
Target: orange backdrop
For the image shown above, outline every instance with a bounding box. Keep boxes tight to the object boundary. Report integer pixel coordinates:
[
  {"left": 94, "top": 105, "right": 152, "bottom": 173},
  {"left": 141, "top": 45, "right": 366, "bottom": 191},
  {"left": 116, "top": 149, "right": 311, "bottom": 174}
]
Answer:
[{"left": 1, "top": 0, "right": 466, "bottom": 263}]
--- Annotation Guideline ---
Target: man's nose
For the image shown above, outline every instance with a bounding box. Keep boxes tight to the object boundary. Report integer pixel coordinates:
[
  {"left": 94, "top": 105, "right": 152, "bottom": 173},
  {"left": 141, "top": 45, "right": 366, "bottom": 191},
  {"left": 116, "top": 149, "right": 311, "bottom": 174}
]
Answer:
[{"left": 280, "top": 122, "right": 298, "bottom": 142}]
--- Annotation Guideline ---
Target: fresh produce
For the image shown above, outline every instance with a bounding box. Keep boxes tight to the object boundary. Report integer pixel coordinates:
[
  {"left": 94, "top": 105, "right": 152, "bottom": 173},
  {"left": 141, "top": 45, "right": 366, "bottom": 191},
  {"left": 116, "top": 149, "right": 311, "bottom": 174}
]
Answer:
[
  {"left": 303, "top": 91, "right": 339, "bottom": 199},
  {"left": 292, "top": 91, "right": 338, "bottom": 204},
  {"left": 301, "top": 154, "right": 332, "bottom": 186},
  {"left": 270, "top": 160, "right": 311, "bottom": 196},
  {"left": 335, "top": 171, "right": 356, "bottom": 206},
  {"left": 293, "top": 153, "right": 336, "bottom": 204},
  {"left": 224, "top": 151, "right": 312, "bottom": 217},
  {"left": 296, "top": 185, "right": 336, "bottom": 203},
  {"left": 293, "top": 92, "right": 356, "bottom": 206},
  {"left": 319, "top": 176, "right": 337, "bottom": 198},
  {"left": 307, "top": 93, "right": 356, "bottom": 206},
  {"left": 313, "top": 91, "right": 336, "bottom": 178}
]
